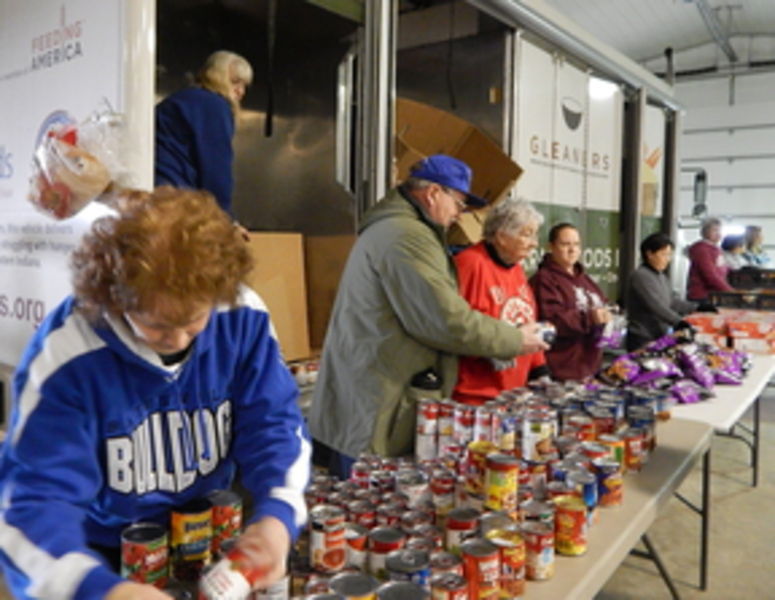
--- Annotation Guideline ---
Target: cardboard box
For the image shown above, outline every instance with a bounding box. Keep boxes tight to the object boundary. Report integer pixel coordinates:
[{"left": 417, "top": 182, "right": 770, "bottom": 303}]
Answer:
[
  {"left": 244, "top": 233, "right": 311, "bottom": 361},
  {"left": 726, "top": 309, "right": 775, "bottom": 354},
  {"left": 304, "top": 235, "right": 356, "bottom": 351},
  {"left": 684, "top": 309, "right": 740, "bottom": 335},
  {"left": 395, "top": 97, "right": 523, "bottom": 245}
]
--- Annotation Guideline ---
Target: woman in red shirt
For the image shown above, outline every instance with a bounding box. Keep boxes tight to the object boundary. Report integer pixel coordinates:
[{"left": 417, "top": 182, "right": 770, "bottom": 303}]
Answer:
[{"left": 453, "top": 198, "right": 549, "bottom": 405}]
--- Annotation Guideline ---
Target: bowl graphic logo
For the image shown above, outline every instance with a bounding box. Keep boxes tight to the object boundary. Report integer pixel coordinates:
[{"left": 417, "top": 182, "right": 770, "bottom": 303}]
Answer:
[{"left": 561, "top": 96, "right": 583, "bottom": 130}]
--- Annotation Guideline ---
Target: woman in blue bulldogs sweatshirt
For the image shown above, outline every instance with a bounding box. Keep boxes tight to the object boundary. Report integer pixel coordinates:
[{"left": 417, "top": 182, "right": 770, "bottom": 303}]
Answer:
[{"left": 0, "top": 187, "right": 310, "bottom": 599}]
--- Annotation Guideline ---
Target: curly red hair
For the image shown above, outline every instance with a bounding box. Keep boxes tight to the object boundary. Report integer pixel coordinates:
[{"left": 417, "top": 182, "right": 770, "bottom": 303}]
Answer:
[{"left": 72, "top": 186, "right": 253, "bottom": 324}]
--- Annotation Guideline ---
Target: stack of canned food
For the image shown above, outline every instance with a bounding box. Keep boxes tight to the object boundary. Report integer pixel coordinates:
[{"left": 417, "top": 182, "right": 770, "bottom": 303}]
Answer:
[
  {"left": 287, "top": 381, "right": 672, "bottom": 598},
  {"left": 118, "top": 381, "right": 671, "bottom": 599}
]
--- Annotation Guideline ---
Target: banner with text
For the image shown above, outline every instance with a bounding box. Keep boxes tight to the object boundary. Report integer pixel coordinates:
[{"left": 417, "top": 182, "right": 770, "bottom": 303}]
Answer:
[{"left": 0, "top": 0, "right": 126, "bottom": 365}]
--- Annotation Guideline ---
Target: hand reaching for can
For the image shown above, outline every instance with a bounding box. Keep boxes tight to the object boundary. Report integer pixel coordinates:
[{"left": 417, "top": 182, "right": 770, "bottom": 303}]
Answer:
[
  {"left": 106, "top": 581, "right": 174, "bottom": 599},
  {"left": 235, "top": 516, "right": 291, "bottom": 590},
  {"left": 517, "top": 322, "right": 551, "bottom": 354}
]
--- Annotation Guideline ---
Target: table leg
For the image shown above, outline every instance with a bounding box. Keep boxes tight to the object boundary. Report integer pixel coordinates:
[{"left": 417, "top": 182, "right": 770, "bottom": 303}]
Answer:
[
  {"left": 639, "top": 534, "right": 683, "bottom": 600},
  {"left": 753, "top": 395, "right": 760, "bottom": 487},
  {"left": 700, "top": 447, "right": 710, "bottom": 590}
]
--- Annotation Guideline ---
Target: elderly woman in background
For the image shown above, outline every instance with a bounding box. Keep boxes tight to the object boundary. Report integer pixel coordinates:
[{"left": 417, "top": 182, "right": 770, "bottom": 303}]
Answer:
[
  {"left": 721, "top": 234, "right": 747, "bottom": 271},
  {"left": 453, "top": 198, "right": 550, "bottom": 404},
  {"left": 529, "top": 223, "right": 611, "bottom": 381},
  {"left": 686, "top": 217, "right": 733, "bottom": 301},
  {"left": 626, "top": 232, "right": 699, "bottom": 351},
  {"left": 743, "top": 225, "right": 770, "bottom": 267},
  {"left": 155, "top": 50, "right": 253, "bottom": 216}
]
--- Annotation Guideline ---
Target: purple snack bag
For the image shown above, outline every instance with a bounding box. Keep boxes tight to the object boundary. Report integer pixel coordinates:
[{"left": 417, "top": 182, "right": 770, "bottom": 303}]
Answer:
[{"left": 677, "top": 344, "right": 715, "bottom": 389}]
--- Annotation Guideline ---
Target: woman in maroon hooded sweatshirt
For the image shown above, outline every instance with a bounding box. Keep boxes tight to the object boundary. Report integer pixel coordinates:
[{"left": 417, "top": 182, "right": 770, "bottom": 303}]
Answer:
[{"left": 529, "top": 223, "right": 612, "bottom": 381}]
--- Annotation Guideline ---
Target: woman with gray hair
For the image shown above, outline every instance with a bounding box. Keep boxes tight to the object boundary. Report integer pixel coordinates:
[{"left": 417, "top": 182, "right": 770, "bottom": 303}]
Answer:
[
  {"left": 686, "top": 216, "right": 733, "bottom": 301},
  {"left": 155, "top": 50, "right": 253, "bottom": 216},
  {"left": 453, "top": 197, "right": 550, "bottom": 404}
]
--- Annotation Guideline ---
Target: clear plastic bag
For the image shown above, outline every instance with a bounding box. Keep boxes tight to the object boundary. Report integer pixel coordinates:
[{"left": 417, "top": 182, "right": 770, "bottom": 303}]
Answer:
[
  {"left": 28, "top": 103, "right": 123, "bottom": 220},
  {"left": 597, "top": 305, "right": 627, "bottom": 349}
]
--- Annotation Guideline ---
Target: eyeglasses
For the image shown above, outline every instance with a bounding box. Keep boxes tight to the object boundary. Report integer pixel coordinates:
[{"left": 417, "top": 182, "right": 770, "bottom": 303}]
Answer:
[{"left": 442, "top": 187, "right": 468, "bottom": 212}]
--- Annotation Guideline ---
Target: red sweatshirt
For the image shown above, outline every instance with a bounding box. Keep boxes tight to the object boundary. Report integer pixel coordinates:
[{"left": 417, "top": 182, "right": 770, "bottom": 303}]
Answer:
[
  {"left": 529, "top": 254, "right": 608, "bottom": 381},
  {"left": 453, "top": 242, "right": 547, "bottom": 404},
  {"left": 686, "top": 239, "right": 732, "bottom": 301}
]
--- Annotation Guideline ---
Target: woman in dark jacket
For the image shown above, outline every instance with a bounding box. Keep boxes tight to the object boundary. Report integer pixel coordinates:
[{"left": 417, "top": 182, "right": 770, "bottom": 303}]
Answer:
[
  {"left": 529, "top": 223, "right": 611, "bottom": 381},
  {"left": 626, "top": 232, "right": 698, "bottom": 351}
]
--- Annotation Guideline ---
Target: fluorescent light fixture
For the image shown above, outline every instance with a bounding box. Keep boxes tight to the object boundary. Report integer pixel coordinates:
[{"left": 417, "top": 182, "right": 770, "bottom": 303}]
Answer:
[
  {"left": 722, "top": 223, "right": 745, "bottom": 236},
  {"left": 588, "top": 77, "right": 618, "bottom": 100}
]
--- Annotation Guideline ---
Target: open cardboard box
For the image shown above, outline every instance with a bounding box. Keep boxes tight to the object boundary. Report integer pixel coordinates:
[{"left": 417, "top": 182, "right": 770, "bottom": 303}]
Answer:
[{"left": 396, "top": 97, "right": 523, "bottom": 245}]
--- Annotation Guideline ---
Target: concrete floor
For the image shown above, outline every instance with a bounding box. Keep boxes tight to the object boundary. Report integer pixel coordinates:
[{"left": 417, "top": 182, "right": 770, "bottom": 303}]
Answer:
[
  {"left": 0, "top": 394, "right": 772, "bottom": 599},
  {"left": 596, "top": 390, "right": 775, "bottom": 600}
]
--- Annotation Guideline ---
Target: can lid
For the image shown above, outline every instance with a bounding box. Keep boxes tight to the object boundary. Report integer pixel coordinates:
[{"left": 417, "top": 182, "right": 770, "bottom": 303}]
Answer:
[{"left": 329, "top": 571, "right": 379, "bottom": 595}]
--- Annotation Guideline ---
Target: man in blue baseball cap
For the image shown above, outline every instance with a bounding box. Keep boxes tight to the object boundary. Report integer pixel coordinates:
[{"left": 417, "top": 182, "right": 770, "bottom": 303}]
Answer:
[{"left": 309, "top": 154, "right": 548, "bottom": 476}]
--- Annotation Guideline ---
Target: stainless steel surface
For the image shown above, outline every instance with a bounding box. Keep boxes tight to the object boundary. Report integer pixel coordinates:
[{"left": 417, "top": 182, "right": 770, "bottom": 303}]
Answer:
[{"left": 156, "top": 0, "right": 359, "bottom": 235}]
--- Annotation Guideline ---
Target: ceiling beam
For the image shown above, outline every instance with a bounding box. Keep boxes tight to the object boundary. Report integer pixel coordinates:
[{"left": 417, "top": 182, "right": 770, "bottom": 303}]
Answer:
[{"left": 693, "top": 0, "right": 738, "bottom": 63}]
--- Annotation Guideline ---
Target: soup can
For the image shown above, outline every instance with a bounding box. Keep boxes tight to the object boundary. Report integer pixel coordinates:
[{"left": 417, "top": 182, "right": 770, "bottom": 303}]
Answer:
[
  {"left": 170, "top": 497, "right": 212, "bottom": 582},
  {"left": 344, "top": 522, "right": 369, "bottom": 570},
  {"left": 386, "top": 548, "right": 431, "bottom": 589},
  {"left": 429, "top": 572, "right": 467, "bottom": 600},
  {"left": 121, "top": 521, "right": 169, "bottom": 588},
  {"left": 310, "top": 504, "right": 347, "bottom": 573},
  {"left": 368, "top": 527, "right": 406, "bottom": 580},
  {"left": 483, "top": 453, "right": 520, "bottom": 517},
  {"left": 484, "top": 527, "right": 526, "bottom": 598},
  {"left": 461, "top": 538, "right": 500, "bottom": 600},
  {"left": 207, "top": 489, "right": 243, "bottom": 558},
  {"left": 429, "top": 551, "right": 463, "bottom": 577},
  {"left": 445, "top": 507, "right": 480, "bottom": 556},
  {"left": 554, "top": 495, "right": 588, "bottom": 556},
  {"left": 329, "top": 571, "right": 380, "bottom": 599},
  {"left": 593, "top": 458, "right": 624, "bottom": 507},
  {"left": 376, "top": 581, "right": 430, "bottom": 599},
  {"left": 522, "top": 520, "right": 555, "bottom": 581}
]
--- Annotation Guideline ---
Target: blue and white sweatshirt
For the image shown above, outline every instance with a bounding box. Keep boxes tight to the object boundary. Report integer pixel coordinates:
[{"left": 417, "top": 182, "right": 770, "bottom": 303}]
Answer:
[
  {"left": 0, "top": 286, "right": 310, "bottom": 600},
  {"left": 155, "top": 86, "right": 235, "bottom": 215}
]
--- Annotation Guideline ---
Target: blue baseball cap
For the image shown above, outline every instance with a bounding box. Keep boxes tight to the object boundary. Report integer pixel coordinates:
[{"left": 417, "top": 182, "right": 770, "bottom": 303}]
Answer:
[{"left": 409, "top": 154, "right": 487, "bottom": 208}]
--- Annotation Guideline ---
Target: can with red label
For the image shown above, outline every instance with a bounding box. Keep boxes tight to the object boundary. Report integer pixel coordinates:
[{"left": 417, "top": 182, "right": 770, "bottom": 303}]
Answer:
[
  {"left": 554, "top": 495, "right": 588, "bottom": 556},
  {"left": 375, "top": 581, "right": 429, "bottom": 599},
  {"left": 622, "top": 427, "right": 646, "bottom": 472},
  {"left": 438, "top": 400, "right": 455, "bottom": 436},
  {"left": 566, "top": 413, "right": 596, "bottom": 441},
  {"left": 351, "top": 461, "right": 372, "bottom": 489},
  {"left": 453, "top": 404, "right": 475, "bottom": 445},
  {"left": 368, "top": 526, "right": 407, "bottom": 580},
  {"left": 445, "top": 507, "right": 480, "bottom": 556},
  {"left": 417, "top": 399, "right": 440, "bottom": 435},
  {"left": 348, "top": 499, "right": 377, "bottom": 530},
  {"left": 524, "top": 458, "right": 550, "bottom": 497},
  {"left": 521, "top": 498, "right": 555, "bottom": 526},
  {"left": 484, "top": 527, "right": 526, "bottom": 598},
  {"left": 473, "top": 405, "right": 494, "bottom": 443},
  {"left": 412, "top": 524, "right": 443, "bottom": 550},
  {"left": 430, "top": 572, "right": 468, "bottom": 599},
  {"left": 170, "top": 498, "right": 212, "bottom": 583},
  {"left": 369, "top": 470, "right": 395, "bottom": 493},
  {"left": 588, "top": 406, "right": 616, "bottom": 437},
  {"left": 429, "top": 551, "right": 463, "bottom": 576},
  {"left": 397, "top": 469, "right": 431, "bottom": 509},
  {"left": 522, "top": 520, "right": 554, "bottom": 580},
  {"left": 345, "top": 522, "right": 369, "bottom": 570},
  {"left": 579, "top": 441, "right": 610, "bottom": 462},
  {"left": 400, "top": 510, "right": 434, "bottom": 534},
  {"left": 207, "top": 489, "right": 243, "bottom": 558},
  {"left": 376, "top": 502, "right": 405, "bottom": 528},
  {"left": 329, "top": 571, "right": 379, "bottom": 599},
  {"left": 483, "top": 453, "right": 520, "bottom": 518},
  {"left": 121, "top": 522, "right": 169, "bottom": 588},
  {"left": 461, "top": 538, "right": 500, "bottom": 599},
  {"left": 310, "top": 504, "right": 347, "bottom": 573}
]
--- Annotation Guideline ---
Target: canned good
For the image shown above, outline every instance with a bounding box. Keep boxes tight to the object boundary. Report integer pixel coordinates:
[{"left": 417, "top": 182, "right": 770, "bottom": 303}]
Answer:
[
  {"left": 445, "top": 507, "right": 480, "bottom": 556},
  {"left": 554, "top": 495, "right": 588, "bottom": 556},
  {"left": 579, "top": 441, "right": 610, "bottom": 462},
  {"left": 407, "top": 537, "right": 436, "bottom": 553},
  {"left": 545, "top": 480, "right": 575, "bottom": 500},
  {"left": 429, "top": 572, "right": 467, "bottom": 600},
  {"left": 400, "top": 510, "right": 434, "bottom": 534},
  {"left": 250, "top": 574, "right": 289, "bottom": 599},
  {"left": 522, "top": 520, "right": 555, "bottom": 580},
  {"left": 348, "top": 499, "right": 377, "bottom": 529},
  {"left": 376, "top": 581, "right": 430, "bottom": 599},
  {"left": 483, "top": 453, "right": 520, "bottom": 517},
  {"left": 329, "top": 571, "right": 380, "bottom": 599},
  {"left": 411, "top": 524, "right": 443, "bottom": 550},
  {"left": 170, "top": 497, "right": 212, "bottom": 582},
  {"left": 351, "top": 461, "right": 372, "bottom": 488},
  {"left": 121, "top": 522, "right": 169, "bottom": 588},
  {"left": 344, "top": 522, "right": 369, "bottom": 570},
  {"left": 369, "top": 470, "right": 395, "bottom": 493},
  {"left": 464, "top": 440, "right": 498, "bottom": 495},
  {"left": 416, "top": 434, "right": 437, "bottom": 463},
  {"left": 485, "top": 528, "right": 526, "bottom": 599},
  {"left": 461, "top": 538, "right": 500, "bottom": 600},
  {"left": 199, "top": 547, "right": 266, "bottom": 600},
  {"left": 593, "top": 458, "right": 624, "bottom": 507},
  {"left": 397, "top": 469, "right": 432, "bottom": 509},
  {"left": 523, "top": 458, "right": 550, "bottom": 497},
  {"left": 368, "top": 527, "right": 407, "bottom": 580},
  {"left": 429, "top": 551, "right": 463, "bottom": 576},
  {"left": 376, "top": 502, "right": 404, "bottom": 527},
  {"left": 566, "top": 413, "right": 596, "bottom": 441},
  {"left": 386, "top": 548, "right": 431, "bottom": 589},
  {"left": 438, "top": 401, "right": 456, "bottom": 436},
  {"left": 453, "top": 404, "right": 475, "bottom": 445},
  {"left": 522, "top": 411, "right": 555, "bottom": 461},
  {"left": 473, "top": 405, "right": 495, "bottom": 443},
  {"left": 310, "top": 504, "right": 347, "bottom": 573},
  {"left": 478, "top": 512, "right": 514, "bottom": 537},
  {"left": 622, "top": 427, "right": 646, "bottom": 472},
  {"left": 520, "top": 498, "right": 555, "bottom": 526},
  {"left": 417, "top": 399, "right": 440, "bottom": 435},
  {"left": 207, "top": 489, "right": 242, "bottom": 558},
  {"left": 597, "top": 433, "right": 625, "bottom": 467}
]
